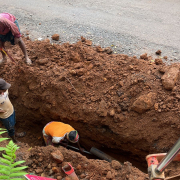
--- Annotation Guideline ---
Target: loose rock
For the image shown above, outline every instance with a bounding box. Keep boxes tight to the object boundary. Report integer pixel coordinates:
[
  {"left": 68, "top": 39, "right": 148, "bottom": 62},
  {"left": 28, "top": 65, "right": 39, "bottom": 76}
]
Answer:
[
  {"left": 51, "top": 150, "right": 64, "bottom": 163},
  {"left": 52, "top": 34, "right": 60, "bottom": 41},
  {"left": 131, "top": 92, "right": 157, "bottom": 113},
  {"left": 161, "top": 67, "right": 179, "bottom": 90}
]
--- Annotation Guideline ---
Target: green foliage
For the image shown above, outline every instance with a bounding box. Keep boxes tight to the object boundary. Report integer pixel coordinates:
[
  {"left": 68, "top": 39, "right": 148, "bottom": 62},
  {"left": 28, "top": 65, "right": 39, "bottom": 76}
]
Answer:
[{"left": 0, "top": 128, "right": 28, "bottom": 180}]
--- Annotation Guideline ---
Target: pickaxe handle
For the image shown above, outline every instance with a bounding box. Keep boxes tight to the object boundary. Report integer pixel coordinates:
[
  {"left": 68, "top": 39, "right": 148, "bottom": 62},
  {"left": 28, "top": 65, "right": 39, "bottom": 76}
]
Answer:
[{"left": 0, "top": 47, "right": 16, "bottom": 63}]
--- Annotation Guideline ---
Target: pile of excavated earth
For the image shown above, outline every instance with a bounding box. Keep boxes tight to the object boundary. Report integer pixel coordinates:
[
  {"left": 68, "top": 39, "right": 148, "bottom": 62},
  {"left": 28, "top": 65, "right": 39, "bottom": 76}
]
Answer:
[{"left": 1, "top": 35, "right": 180, "bottom": 179}]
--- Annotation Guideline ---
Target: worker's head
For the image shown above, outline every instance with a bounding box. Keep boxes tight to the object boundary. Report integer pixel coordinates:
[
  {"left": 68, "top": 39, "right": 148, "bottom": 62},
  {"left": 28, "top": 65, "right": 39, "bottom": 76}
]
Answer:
[
  {"left": 0, "top": 78, "right": 11, "bottom": 94},
  {"left": 67, "top": 130, "right": 79, "bottom": 143}
]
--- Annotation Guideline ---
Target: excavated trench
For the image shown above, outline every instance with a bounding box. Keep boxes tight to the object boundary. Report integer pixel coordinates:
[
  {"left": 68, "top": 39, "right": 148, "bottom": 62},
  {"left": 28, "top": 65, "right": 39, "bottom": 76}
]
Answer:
[
  {"left": 0, "top": 104, "right": 148, "bottom": 173},
  {"left": 1, "top": 38, "right": 180, "bottom": 177},
  {"left": 0, "top": 71, "right": 148, "bottom": 173},
  {"left": 8, "top": 105, "right": 148, "bottom": 173}
]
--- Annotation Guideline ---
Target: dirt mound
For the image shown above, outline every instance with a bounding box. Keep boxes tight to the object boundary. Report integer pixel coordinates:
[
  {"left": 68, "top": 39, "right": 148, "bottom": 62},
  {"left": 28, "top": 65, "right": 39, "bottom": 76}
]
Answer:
[
  {"left": 14, "top": 143, "right": 147, "bottom": 179},
  {"left": 1, "top": 36, "right": 180, "bottom": 179}
]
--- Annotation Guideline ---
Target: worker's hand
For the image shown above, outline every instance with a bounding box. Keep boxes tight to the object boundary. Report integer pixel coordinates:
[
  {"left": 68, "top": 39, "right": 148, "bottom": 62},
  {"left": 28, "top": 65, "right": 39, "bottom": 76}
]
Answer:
[{"left": 14, "top": 37, "right": 20, "bottom": 45}]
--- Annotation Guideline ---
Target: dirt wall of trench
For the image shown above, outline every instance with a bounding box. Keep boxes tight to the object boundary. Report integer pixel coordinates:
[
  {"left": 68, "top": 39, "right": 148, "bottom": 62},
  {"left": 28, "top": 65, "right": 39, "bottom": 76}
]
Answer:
[{"left": 1, "top": 37, "right": 180, "bottom": 167}]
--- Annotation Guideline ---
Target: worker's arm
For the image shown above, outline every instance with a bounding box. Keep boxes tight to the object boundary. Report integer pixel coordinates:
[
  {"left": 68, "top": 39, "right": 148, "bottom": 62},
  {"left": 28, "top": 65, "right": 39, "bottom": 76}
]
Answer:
[
  {"left": 77, "top": 141, "right": 84, "bottom": 153},
  {"left": 0, "top": 92, "right": 6, "bottom": 113},
  {"left": 52, "top": 136, "right": 69, "bottom": 147},
  {"left": 52, "top": 136, "right": 64, "bottom": 144},
  {"left": 59, "top": 139, "right": 69, "bottom": 147}
]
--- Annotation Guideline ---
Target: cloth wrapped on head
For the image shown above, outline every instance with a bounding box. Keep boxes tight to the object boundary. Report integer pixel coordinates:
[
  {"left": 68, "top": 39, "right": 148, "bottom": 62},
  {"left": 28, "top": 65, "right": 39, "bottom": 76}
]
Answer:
[{"left": 67, "top": 130, "right": 79, "bottom": 143}]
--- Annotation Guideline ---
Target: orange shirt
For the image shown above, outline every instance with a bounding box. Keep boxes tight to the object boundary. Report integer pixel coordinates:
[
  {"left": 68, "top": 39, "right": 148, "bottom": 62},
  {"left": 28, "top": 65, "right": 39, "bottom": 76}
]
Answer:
[{"left": 44, "top": 122, "right": 75, "bottom": 143}]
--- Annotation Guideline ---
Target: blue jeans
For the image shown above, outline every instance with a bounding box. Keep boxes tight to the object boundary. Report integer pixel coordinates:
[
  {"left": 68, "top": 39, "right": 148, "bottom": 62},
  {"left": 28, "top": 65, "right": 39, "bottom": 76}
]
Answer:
[{"left": 0, "top": 111, "right": 16, "bottom": 137}]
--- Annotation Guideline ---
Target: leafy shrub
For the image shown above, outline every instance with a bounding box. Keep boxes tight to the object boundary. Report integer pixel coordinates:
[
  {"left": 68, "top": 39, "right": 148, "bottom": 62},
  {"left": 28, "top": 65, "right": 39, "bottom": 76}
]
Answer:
[{"left": 0, "top": 128, "right": 28, "bottom": 180}]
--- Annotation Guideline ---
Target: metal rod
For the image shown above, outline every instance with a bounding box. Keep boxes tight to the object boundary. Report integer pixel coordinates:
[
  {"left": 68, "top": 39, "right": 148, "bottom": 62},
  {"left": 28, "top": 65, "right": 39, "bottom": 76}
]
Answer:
[{"left": 156, "top": 138, "right": 180, "bottom": 174}]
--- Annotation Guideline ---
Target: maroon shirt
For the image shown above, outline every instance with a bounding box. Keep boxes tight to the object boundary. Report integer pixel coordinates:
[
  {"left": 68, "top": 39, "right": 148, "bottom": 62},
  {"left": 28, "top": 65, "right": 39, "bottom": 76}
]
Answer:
[{"left": 0, "top": 13, "right": 21, "bottom": 38}]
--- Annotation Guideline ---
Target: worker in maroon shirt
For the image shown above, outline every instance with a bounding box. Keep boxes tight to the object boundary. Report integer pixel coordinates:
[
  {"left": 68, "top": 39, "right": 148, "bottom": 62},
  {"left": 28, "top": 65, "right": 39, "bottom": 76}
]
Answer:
[{"left": 0, "top": 13, "right": 32, "bottom": 65}]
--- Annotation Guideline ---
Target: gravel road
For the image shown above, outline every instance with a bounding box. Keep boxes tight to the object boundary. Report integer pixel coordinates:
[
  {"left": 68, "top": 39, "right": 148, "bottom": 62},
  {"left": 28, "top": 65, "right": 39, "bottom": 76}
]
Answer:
[{"left": 1, "top": 0, "right": 180, "bottom": 63}]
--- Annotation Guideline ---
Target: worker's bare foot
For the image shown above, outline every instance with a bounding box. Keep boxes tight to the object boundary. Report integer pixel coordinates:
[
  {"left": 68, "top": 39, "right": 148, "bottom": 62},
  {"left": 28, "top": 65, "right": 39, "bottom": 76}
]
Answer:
[
  {"left": 0, "top": 57, "right": 7, "bottom": 65},
  {"left": 25, "top": 57, "right": 32, "bottom": 65}
]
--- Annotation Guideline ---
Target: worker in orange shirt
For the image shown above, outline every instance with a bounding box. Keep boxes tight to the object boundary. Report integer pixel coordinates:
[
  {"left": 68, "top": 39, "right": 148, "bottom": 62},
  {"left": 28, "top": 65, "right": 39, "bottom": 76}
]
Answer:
[{"left": 43, "top": 121, "right": 84, "bottom": 153}]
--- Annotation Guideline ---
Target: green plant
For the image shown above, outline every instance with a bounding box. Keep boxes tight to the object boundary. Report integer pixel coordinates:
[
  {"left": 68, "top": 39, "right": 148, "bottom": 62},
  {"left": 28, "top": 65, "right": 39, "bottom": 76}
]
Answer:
[{"left": 0, "top": 128, "right": 28, "bottom": 180}]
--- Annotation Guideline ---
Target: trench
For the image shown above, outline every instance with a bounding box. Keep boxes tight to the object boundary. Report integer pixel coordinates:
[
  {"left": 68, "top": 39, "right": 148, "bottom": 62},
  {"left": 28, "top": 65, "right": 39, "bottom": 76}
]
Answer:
[
  {"left": 0, "top": 103, "right": 148, "bottom": 174},
  {"left": 0, "top": 63, "right": 151, "bottom": 175}
]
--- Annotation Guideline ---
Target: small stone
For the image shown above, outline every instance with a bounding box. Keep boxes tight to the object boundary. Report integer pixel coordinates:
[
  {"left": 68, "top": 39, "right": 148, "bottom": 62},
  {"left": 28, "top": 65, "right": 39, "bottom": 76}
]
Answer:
[
  {"left": 69, "top": 70, "right": 77, "bottom": 75},
  {"left": 161, "top": 67, "right": 179, "bottom": 90},
  {"left": 51, "top": 150, "right": 64, "bottom": 163},
  {"left": 111, "top": 160, "right": 122, "bottom": 170},
  {"left": 85, "top": 40, "right": 92, "bottom": 46},
  {"left": 35, "top": 168, "right": 43, "bottom": 174},
  {"left": 119, "top": 81, "right": 124, "bottom": 87},
  {"left": 33, "top": 159, "right": 38, "bottom": 164},
  {"left": 57, "top": 176, "right": 62, "bottom": 180},
  {"left": 80, "top": 173, "right": 86, "bottom": 178},
  {"left": 47, "top": 164, "right": 51, "bottom": 169},
  {"left": 176, "top": 95, "right": 180, "bottom": 100},
  {"left": 48, "top": 169, "right": 53, "bottom": 176},
  {"left": 52, "top": 163, "right": 57, "bottom": 167},
  {"left": 44, "top": 39, "right": 50, "bottom": 43},
  {"left": 41, "top": 173, "right": 46, "bottom": 177},
  {"left": 76, "top": 68, "right": 86, "bottom": 76},
  {"left": 109, "top": 109, "right": 115, "bottom": 116},
  {"left": 106, "top": 171, "right": 113, "bottom": 179},
  {"left": 104, "top": 47, "right": 113, "bottom": 54},
  {"left": 83, "top": 164, "right": 88, "bottom": 169},
  {"left": 140, "top": 53, "right": 148, "bottom": 60},
  {"left": 156, "top": 50, "right": 162, "bottom": 55},
  {"left": 152, "top": 118, "right": 157, "bottom": 122},
  {"left": 38, "top": 158, "right": 43, "bottom": 162},
  {"left": 37, "top": 58, "right": 49, "bottom": 65},
  {"left": 162, "top": 104, "right": 166, "bottom": 109},
  {"left": 154, "top": 103, "right": 159, "bottom": 111},
  {"left": 96, "top": 46, "right": 104, "bottom": 52},
  {"left": 64, "top": 177, "right": 71, "bottom": 180},
  {"left": 76, "top": 164, "right": 82, "bottom": 170},
  {"left": 97, "top": 100, "right": 108, "bottom": 117},
  {"left": 52, "top": 167, "right": 60, "bottom": 173},
  {"left": 155, "top": 58, "right": 163, "bottom": 65},
  {"left": 52, "top": 34, "right": 60, "bottom": 41}
]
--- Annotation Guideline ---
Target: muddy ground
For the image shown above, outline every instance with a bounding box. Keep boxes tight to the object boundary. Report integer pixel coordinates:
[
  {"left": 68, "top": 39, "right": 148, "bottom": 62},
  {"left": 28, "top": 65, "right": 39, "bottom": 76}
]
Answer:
[{"left": 1, "top": 36, "right": 180, "bottom": 179}]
